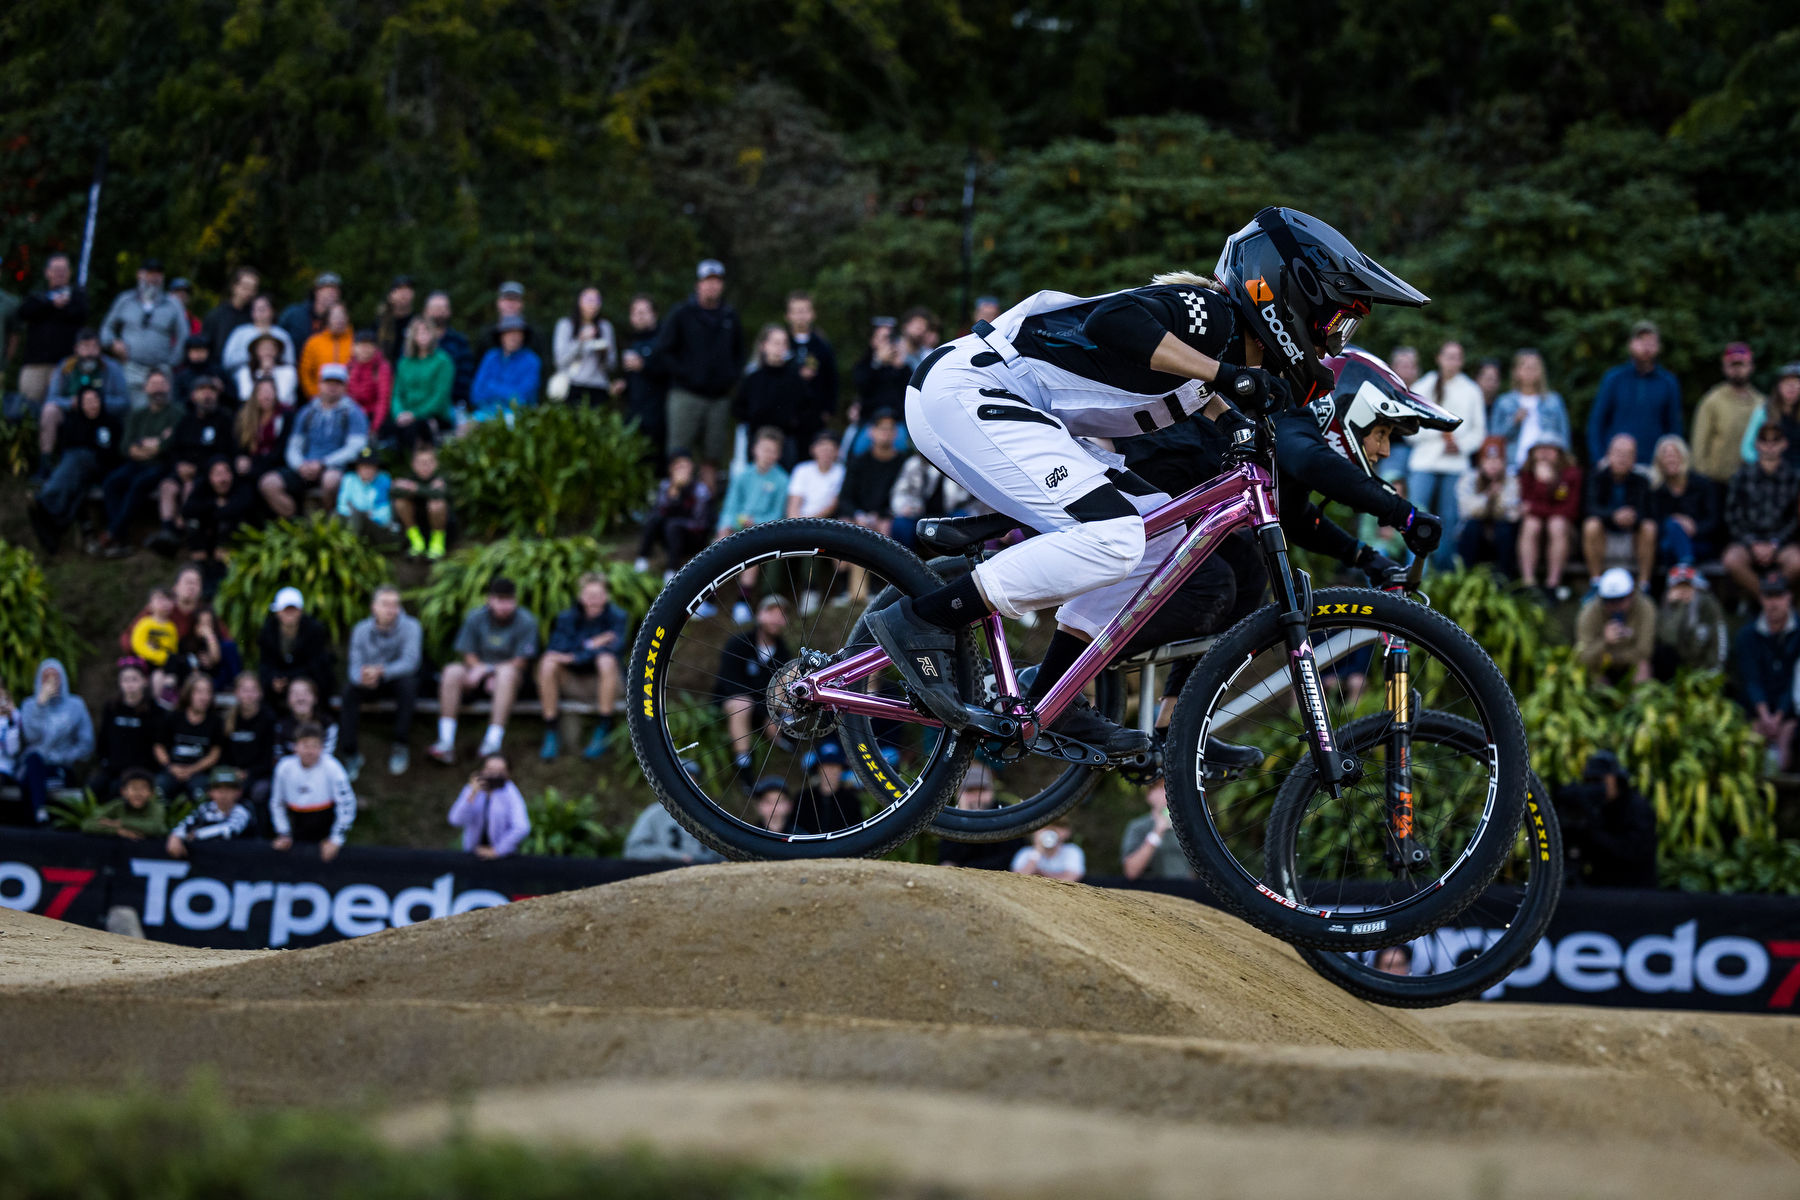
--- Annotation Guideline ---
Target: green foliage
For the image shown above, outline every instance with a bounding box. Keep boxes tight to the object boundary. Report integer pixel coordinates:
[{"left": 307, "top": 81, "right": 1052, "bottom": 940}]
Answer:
[
  {"left": 0, "top": 539, "right": 84, "bottom": 694},
  {"left": 1619, "top": 671, "right": 1776, "bottom": 854},
  {"left": 213, "top": 515, "right": 394, "bottom": 663},
  {"left": 411, "top": 536, "right": 658, "bottom": 660},
  {"left": 1662, "top": 838, "right": 1800, "bottom": 895},
  {"left": 438, "top": 405, "right": 655, "bottom": 539},
  {"left": 662, "top": 702, "right": 737, "bottom": 797},
  {"left": 1429, "top": 565, "right": 1554, "bottom": 696},
  {"left": 0, "top": 418, "right": 39, "bottom": 477},
  {"left": 46, "top": 788, "right": 101, "bottom": 831},
  {"left": 519, "top": 788, "right": 621, "bottom": 858},
  {"left": 1518, "top": 649, "right": 1619, "bottom": 792}
]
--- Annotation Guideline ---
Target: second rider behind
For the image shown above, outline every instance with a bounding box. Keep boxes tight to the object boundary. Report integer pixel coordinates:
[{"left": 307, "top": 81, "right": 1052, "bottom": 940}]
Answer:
[{"left": 868, "top": 207, "right": 1451, "bottom": 757}]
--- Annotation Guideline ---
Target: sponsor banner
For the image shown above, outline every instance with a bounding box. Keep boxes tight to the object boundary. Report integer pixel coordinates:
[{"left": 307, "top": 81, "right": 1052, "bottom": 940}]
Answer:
[
  {"left": 0, "top": 830, "right": 673, "bottom": 950},
  {"left": 1103, "top": 877, "right": 1800, "bottom": 1015}
]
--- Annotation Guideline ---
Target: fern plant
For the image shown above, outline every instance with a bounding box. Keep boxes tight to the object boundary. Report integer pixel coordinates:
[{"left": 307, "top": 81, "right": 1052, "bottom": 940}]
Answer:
[
  {"left": 0, "top": 540, "right": 84, "bottom": 694},
  {"left": 1620, "top": 670, "right": 1776, "bottom": 854},
  {"left": 519, "top": 788, "right": 621, "bottom": 857},
  {"left": 0, "top": 418, "right": 39, "bottom": 477},
  {"left": 214, "top": 515, "right": 393, "bottom": 662},
  {"left": 411, "top": 536, "right": 658, "bottom": 659},
  {"left": 437, "top": 404, "right": 654, "bottom": 538},
  {"left": 1429, "top": 564, "right": 1553, "bottom": 696},
  {"left": 1518, "top": 648, "right": 1620, "bottom": 792}
]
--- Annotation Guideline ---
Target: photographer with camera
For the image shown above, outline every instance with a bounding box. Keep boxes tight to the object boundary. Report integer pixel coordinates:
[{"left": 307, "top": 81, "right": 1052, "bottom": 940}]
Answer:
[
  {"left": 1010, "top": 822, "right": 1086, "bottom": 882},
  {"left": 1554, "top": 750, "right": 1657, "bottom": 889},
  {"left": 447, "top": 752, "right": 530, "bottom": 860}
]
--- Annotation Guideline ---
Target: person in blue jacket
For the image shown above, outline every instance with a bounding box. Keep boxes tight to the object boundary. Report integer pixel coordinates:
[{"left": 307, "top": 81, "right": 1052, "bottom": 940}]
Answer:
[
  {"left": 1587, "top": 320, "right": 1684, "bottom": 466},
  {"left": 537, "top": 571, "right": 629, "bottom": 762},
  {"left": 19, "top": 658, "right": 95, "bottom": 824},
  {"left": 466, "top": 314, "right": 541, "bottom": 425},
  {"left": 1733, "top": 573, "right": 1800, "bottom": 772}
]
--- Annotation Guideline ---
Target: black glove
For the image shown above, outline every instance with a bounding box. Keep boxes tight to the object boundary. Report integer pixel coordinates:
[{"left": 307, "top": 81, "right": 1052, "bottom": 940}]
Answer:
[
  {"left": 1212, "top": 362, "right": 1283, "bottom": 414},
  {"left": 1401, "top": 507, "right": 1443, "bottom": 554},
  {"left": 1210, "top": 403, "right": 1257, "bottom": 448},
  {"left": 1354, "top": 545, "right": 1408, "bottom": 589}
]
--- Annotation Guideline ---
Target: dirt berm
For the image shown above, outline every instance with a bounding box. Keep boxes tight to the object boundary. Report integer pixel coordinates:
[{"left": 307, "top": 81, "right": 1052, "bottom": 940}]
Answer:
[{"left": 5, "top": 859, "right": 1799, "bottom": 1199}]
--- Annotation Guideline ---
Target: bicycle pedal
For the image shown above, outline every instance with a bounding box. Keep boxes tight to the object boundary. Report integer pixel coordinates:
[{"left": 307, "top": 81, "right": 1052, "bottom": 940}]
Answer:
[{"left": 1029, "top": 731, "right": 1111, "bottom": 766}]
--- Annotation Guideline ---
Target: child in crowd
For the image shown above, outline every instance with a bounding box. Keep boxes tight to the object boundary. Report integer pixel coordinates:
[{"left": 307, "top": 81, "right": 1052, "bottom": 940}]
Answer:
[
  {"left": 346, "top": 328, "right": 393, "bottom": 434},
  {"left": 1454, "top": 435, "right": 1521, "bottom": 577},
  {"left": 714, "top": 427, "right": 791, "bottom": 624},
  {"left": 270, "top": 722, "right": 356, "bottom": 861},
  {"left": 634, "top": 449, "right": 713, "bottom": 583},
  {"left": 154, "top": 673, "right": 223, "bottom": 801},
  {"left": 785, "top": 429, "right": 843, "bottom": 519},
  {"left": 127, "top": 587, "right": 181, "bottom": 704},
  {"left": 391, "top": 441, "right": 452, "bottom": 560},
  {"left": 274, "top": 675, "right": 339, "bottom": 758},
  {"left": 336, "top": 446, "right": 397, "bottom": 539},
  {"left": 81, "top": 768, "right": 167, "bottom": 840},
  {"left": 165, "top": 765, "right": 256, "bottom": 854}
]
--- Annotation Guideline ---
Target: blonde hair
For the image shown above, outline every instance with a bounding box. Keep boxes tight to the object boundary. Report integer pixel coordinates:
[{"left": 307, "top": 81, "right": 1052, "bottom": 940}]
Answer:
[
  {"left": 1149, "top": 271, "right": 1224, "bottom": 290},
  {"left": 1649, "top": 434, "right": 1691, "bottom": 489}
]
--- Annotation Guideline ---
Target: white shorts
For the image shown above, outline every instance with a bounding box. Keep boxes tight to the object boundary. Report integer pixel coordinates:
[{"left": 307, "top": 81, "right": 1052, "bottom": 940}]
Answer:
[{"left": 905, "top": 338, "right": 1184, "bottom": 638}]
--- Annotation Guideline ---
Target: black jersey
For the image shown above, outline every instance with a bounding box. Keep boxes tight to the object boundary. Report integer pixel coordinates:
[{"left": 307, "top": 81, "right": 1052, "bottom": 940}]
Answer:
[{"left": 1016, "top": 284, "right": 1237, "bottom": 396}]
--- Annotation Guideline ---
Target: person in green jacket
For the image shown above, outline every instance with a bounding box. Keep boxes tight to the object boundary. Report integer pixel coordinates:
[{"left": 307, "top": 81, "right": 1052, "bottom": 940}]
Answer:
[
  {"left": 391, "top": 317, "right": 456, "bottom": 454},
  {"left": 81, "top": 767, "right": 168, "bottom": 840}
]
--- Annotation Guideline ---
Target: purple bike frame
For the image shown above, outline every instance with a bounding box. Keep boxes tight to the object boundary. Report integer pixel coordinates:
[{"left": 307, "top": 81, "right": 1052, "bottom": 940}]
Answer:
[{"left": 788, "top": 462, "right": 1279, "bottom": 737}]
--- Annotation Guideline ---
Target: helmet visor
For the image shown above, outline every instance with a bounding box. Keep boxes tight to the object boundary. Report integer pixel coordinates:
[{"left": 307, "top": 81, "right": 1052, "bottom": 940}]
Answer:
[{"left": 1317, "top": 304, "right": 1368, "bottom": 356}]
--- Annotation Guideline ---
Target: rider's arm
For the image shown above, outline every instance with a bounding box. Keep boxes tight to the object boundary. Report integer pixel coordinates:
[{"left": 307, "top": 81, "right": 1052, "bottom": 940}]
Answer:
[
  {"left": 1080, "top": 294, "right": 1231, "bottom": 414},
  {"left": 1273, "top": 415, "right": 1413, "bottom": 529}
]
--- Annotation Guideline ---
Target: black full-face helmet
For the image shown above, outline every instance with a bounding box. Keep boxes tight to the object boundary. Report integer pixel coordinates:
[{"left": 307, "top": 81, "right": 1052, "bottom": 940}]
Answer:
[{"left": 1215, "top": 207, "right": 1429, "bottom": 403}]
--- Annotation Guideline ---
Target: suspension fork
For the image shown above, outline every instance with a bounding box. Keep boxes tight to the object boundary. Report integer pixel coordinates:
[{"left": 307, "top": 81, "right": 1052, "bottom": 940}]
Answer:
[
  {"left": 1255, "top": 522, "right": 1357, "bottom": 795},
  {"left": 1381, "top": 634, "right": 1427, "bottom": 874}
]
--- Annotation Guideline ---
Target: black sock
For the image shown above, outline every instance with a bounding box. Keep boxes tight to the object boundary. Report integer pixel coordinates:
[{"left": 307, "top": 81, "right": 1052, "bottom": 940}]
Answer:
[
  {"left": 1025, "top": 630, "right": 1087, "bottom": 703},
  {"left": 912, "top": 574, "right": 987, "bottom": 630},
  {"left": 599, "top": 714, "right": 616, "bottom": 732}
]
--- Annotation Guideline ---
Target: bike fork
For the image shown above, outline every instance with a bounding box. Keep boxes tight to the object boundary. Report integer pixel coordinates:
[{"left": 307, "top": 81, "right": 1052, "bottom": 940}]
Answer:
[
  {"left": 1382, "top": 636, "right": 1428, "bottom": 874},
  {"left": 1256, "top": 524, "right": 1357, "bottom": 795}
]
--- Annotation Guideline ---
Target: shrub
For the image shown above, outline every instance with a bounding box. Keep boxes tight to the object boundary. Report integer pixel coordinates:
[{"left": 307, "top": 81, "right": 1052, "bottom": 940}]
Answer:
[
  {"left": 0, "top": 417, "right": 39, "bottom": 477},
  {"left": 519, "top": 788, "right": 622, "bottom": 857},
  {"left": 1620, "top": 671, "right": 1776, "bottom": 853},
  {"left": 1518, "top": 648, "right": 1619, "bottom": 793},
  {"left": 1662, "top": 837, "right": 1800, "bottom": 894},
  {"left": 1430, "top": 564, "right": 1553, "bottom": 696},
  {"left": 0, "top": 539, "right": 84, "bottom": 693},
  {"left": 411, "top": 536, "right": 658, "bottom": 659},
  {"left": 213, "top": 515, "right": 394, "bottom": 663},
  {"left": 438, "top": 404, "right": 654, "bottom": 538}
]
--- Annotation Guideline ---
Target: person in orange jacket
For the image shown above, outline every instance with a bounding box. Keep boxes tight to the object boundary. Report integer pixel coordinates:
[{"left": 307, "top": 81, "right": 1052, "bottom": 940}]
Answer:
[{"left": 299, "top": 301, "right": 355, "bottom": 397}]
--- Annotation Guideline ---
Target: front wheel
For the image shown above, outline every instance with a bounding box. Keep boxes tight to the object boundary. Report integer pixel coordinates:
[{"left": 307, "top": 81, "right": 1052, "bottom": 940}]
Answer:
[{"left": 1164, "top": 587, "right": 1528, "bottom": 950}]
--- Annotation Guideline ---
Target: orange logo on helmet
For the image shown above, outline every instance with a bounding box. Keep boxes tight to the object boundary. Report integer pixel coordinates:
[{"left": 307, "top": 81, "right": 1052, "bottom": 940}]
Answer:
[{"left": 1245, "top": 277, "right": 1273, "bottom": 303}]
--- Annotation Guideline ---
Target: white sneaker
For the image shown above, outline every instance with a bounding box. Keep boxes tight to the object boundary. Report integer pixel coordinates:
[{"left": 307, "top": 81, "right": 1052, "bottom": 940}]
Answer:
[
  {"left": 696, "top": 601, "right": 719, "bottom": 619},
  {"left": 633, "top": 557, "right": 650, "bottom": 574},
  {"left": 732, "top": 601, "right": 753, "bottom": 626},
  {"left": 800, "top": 589, "right": 822, "bottom": 616},
  {"left": 478, "top": 728, "right": 504, "bottom": 756}
]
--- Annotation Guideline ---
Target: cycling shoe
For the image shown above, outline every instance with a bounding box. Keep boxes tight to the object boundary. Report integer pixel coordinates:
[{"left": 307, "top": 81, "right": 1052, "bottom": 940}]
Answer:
[
  {"left": 1202, "top": 737, "right": 1264, "bottom": 780},
  {"left": 1046, "top": 696, "right": 1152, "bottom": 759},
  {"left": 866, "top": 597, "right": 965, "bottom": 727}
]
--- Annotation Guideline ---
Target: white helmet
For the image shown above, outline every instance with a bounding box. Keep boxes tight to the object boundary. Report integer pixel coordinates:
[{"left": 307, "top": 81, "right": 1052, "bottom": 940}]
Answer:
[{"left": 1308, "top": 347, "right": 1462, "bottom": 476}]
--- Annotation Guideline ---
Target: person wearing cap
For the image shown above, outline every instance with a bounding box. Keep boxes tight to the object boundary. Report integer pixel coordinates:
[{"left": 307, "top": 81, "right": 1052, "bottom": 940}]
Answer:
[
  {"left": 201, "top": 266, "right": 260, "bottom": 364},
  {"left": 15, "top": 252, "right": 89, "bottom": 405},
  {"left": 656, "top": 259, "right": 744, "bottom": 485},
  {"left": 784, "top": 291, "right": 839, "bottom": 446},
  {"left": 278, "top": 270, "right": 343, "bottom": 357},
  {"left": 40, "top": 327, "right": 130, "bottom": 468},
  {"left": 1738, "top": 362, "right": 1800, "bottom": 470},
  {"left": 1553, "top": 751, "right": 1656, "bottom": 889},
  {"left": 1453, "top": 435, "right": 1521, "bottom": 576},
  {"left": 154, "top": 373, "right": 235, "bottom": 553},
  {"left": 715, "top": 595, "right": 792, "bottom": 789},
  {"left": 94, "top": 366, "right": 183, "bottom": 558},
  {"left": 81, "top": 767, "right": 167, "bottom": 841},
  {"left": 1647, "top": 434, "right": 1719, "bottom": 571},
  {"left": 1574, "top": 567, "right": 1657, "bottom": 685},
  {"left": 165, "top": 766, "right": 256, "bottom": 855},
  {"left": 1653, "top": 564, "right": 1727, "bottom": 680},
  {"left": 268, "top": 361, "right": 369, "bottom": 516},
  {"left": 1122, "top": 775, "right": 1194, "bottom": 880},
  {"left": 376, "top": 275, "right": 417, "bottom": 365},
  {"left": 100, "top": 257, "right": 189, "bottom": 406},
  {"left": 749, "top": 777, "right": 795, "bottom": 833},
  {"left": 466, "top": 313, "right": 541, "bottom": 424},
  {"left": 1580, "top": 432, "right": 1657, "bottom": 587},
  {"left": 221, "top": 293, "right": 297, "bottom": 375},
  {"left": 483, "top": 280, "right": 542, "bottom": 351},
  {"left": 346, "top": 327, "right": 394, "bottom": 433},
  {"left": 28, "top": 382, "right": 121, "bottom": 554},
  {"left": 1691, "top": 341, "right": 1765, "bottom": 483},
  {"left": 431, "top": 575, "right": 539, "bottom": 763},
  {"left": 257, "top": 587, "right": 338, "bottom": 705},
  {"left": 1488, "top": 349, "right": 1570, "bottom": 471},
  {"left": 792, "top": 738, "right": 859, "bottom": 835},
  {"left": 1723, "top": 419, "right": 1800, "bottom": 597},
  {"left": 299, "top": 300, "right": 355, "bottom": 399},
  {"left": 1586, "top": 320, "right": 1683, "bottom": 467},
  {"left": 232, "top": 326, "right": 300, "bottom": 410},
  {"left": 167, "top": 278, "right": 202, "bottom": 336},
  {"left": 169, "top": 333, "right": 216, "bottom": 409},
  {"left": 335, "top": 445, "right": 397, "bottom": 539}
]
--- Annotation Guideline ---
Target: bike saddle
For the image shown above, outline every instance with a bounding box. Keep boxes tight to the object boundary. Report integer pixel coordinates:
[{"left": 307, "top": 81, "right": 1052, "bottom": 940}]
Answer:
[{"left": 916, "top": 511, "right": 1031, "bottom": 554}]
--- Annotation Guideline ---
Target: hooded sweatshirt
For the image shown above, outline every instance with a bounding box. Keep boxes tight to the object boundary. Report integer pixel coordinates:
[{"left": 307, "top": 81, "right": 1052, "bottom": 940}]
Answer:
[{"left": 19, "top": 659, "right": 95, "bottom": 767}]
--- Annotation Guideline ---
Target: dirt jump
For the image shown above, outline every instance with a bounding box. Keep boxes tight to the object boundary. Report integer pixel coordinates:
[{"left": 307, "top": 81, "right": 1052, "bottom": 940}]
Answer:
[{"left": 4, "top": 859, "right": 1798, "bottom": 1198}]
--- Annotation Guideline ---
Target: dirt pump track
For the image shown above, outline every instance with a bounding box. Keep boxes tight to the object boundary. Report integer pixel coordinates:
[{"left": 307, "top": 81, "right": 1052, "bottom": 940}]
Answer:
[{"left": 4, "top": 859, "right": 1800, "bottom": 1199}]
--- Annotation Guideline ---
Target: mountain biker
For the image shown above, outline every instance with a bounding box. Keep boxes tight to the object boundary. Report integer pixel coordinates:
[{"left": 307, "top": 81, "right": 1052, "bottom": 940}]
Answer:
[{"left": 868, "top": 206, "right": 1437, "bottom": 755}]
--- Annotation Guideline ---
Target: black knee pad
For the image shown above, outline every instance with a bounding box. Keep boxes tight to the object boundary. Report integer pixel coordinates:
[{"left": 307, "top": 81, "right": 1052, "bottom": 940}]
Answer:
[{"left": 1064, "top": 483, "right": 1137, "bottom": 523}]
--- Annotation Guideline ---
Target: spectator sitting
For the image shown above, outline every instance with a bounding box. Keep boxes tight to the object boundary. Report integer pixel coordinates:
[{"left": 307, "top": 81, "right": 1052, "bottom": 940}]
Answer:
[
  {"left": 95, "top": 369, "right": 183, "bottom": 559},
  {"left": 1121, "top": 776, "right": 1193, "bottom": 880},
  {"left": 423, "top": 290, "right": 476, "bottom": 411},
  {"left": 852, "top": 318, "right": 910, "bottom": 424},
  {"left": 270, "top": 721, "right": 355, "bottom": 861},
  {"left": 273, "top": 675, "right": 339, "bottom": 759},
  {"left": 0, "top": 685, "right": 23, "bottom": 795},
  {"left": 81, "top": 768, "right": 166, "bottom": 840},
  {"left": 166, "top": 563, "right": 232, "bottom": 682},
  {"left": 231, "top": 327, "right": 298, "bottom": 410},
  {"left": 1653, "top": 565, "right": 1727, "bottom": 681},
  {"left": 341, "top": 584, "right": 422, "bottom": 780},
  {"left": 221, "top": 294, "right": 297, "bottom": 377},
  {"left": 390, "top": 440, "right": 452, "bottom": 561},
  {"left": 165, "top": 766, "right": 255, "bottom": 855},
  {"left": 1489, "top": 349, "right": 1570, "bottom": 470},
  {"left": 41, "top": 327, "right": 130, "bottom": 462},
  {"left": 1648, "top": 434, "right": 1720, "bottom": 570},
  {"left": 784, "top": 291, "right": 838, "bottom": 450},
  {"left": 14, "top": 252, "right": 89, "bottom": 406},
  {"left": 430, "top": 575, "right": 539, "bottom": 763},
  {"left": 734, "top": 325, "right": 810, "bottom": 465},
  {"left": 90, "top": 659, "right": 160, "bottom": 804},
  {"left": 19, "top": 658, "right": 94, "bottom": 827},
  {"left": 1374, "top": 946, "right": 1413, "bottom": 975},
  {"left": 171, "top": 334, "right": 215, "bottom": 409},
  {"left": 552, "top": 285, "right": 617, "bottom": 407},
  {"left": 183, "top": 455, "right": 256, "bottom": 568},
  {"left": 278, "top": 272, "right": 341, "bottom": 365},
  {"left": 153, "top": 673, "right": 224, "bottom": 801},
  {"left": 126, "top": 587, "right": 181, "bottom": 701},
  {"left": 390, "top": 317, "right": 455, "bottom": 454},
  {"left": 100, "top": 258, "right": 188, "bottom": 405},
  {"left": 1407, "top": 340, "right": 1487, "bottom": 569},
  {"left": 841, "top": 409, "right": 905, "bottom": 538},
  {"left": 1575, "top": 568, "right": 1656, "bottom": 686},
  {"left": 717, "top": 595, "right": 792, "bottom": 790},
  {"left": 201, "top": 266, "right": 259, "bottom": 366},
  {"left": 656, "top": 259, "right": 743, "bottom": 488},
  {"left": 1453, "top": 436, "right": 1520, "bottom": 577},
  {"left": 336, "top": 446, "right": 397, "bottom": 540},
  {"left": 537, "top": 572, "right": 627, "bottom": 762},
  {"left": 221, "top": 672, "right": 278, "bottom": 817},
  {"left": 448, "top": 753, "right": 531, "bottom": 859},
  {"left": 153, "top": 374, "right": 234, "bottom": 554},
  {"left": 785, "top": 429, "right": 843, "bottom": 520},
  {"left": 891, "top": 452, "right": 977, "bottom": 551},
  {"left": 616, "top": 294, "right": 669, "bottom": 469},
  {"left": 265, "top": 362, "right": 368, "bottom": 517},
  {"left": 1011, "top": 823, "right": 1085, "bottom": 881},
  {"left": 935, "top": 764, "right": 1026, "bottom": 870},
  {"left": 750, "top": 777, "right": 795, "bottom": 833},
  {"left": 27, "top": 383, "right": 120, "bottom": 555},
  {"left": 1735, "top": 573, "right": 1800, "bottom": 771},
  {"left": 714, "top": 428, "right": 790, "bottom": 624},
  {"left": 257, "top": 586, "right": 338, "bottom": 706},
  {"left": 633, "top": 449, "right": 713, "bottom": 583},
  {"left": 1556, "top": 751, "right": 1657, "bottom": 888},
  {"left": 1740, "top": 362, "right": 1800, "bottom": 470},
  {"left": 234, "top": 377, "right": 292, "bottom": 491},
  {"left": 1586, "top": 320, "right": 1682, "bottom": 466},
  {"left": 625, "top": 795, "right": 726, "bottom": 864},
  {"left": 1692, "top": 342, "right": 1764, "bottom": 483},
  {"left": 466, "top": 314, "right": 541, "bottom": 425},
  {"left": 793, "top": 738, "right": 861, "bottom": 836},
  {"left": 298, "top": 301, "right": 354, "bottom": 399},
  {"left": 1581, "top": 432, "right": 1656, "bottom": 587},
  {"left": 1723, "top": 421, "right": 1800, "bottom": 597},
  {"left": 345, "top": 328, "right": 392, "bottom": 433}
]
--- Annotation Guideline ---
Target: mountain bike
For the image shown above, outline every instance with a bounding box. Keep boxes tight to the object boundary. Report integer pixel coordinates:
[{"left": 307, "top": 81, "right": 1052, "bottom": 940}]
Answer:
[{"left": 627, "top": 414, "right": 1529, "bottom": 949}]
